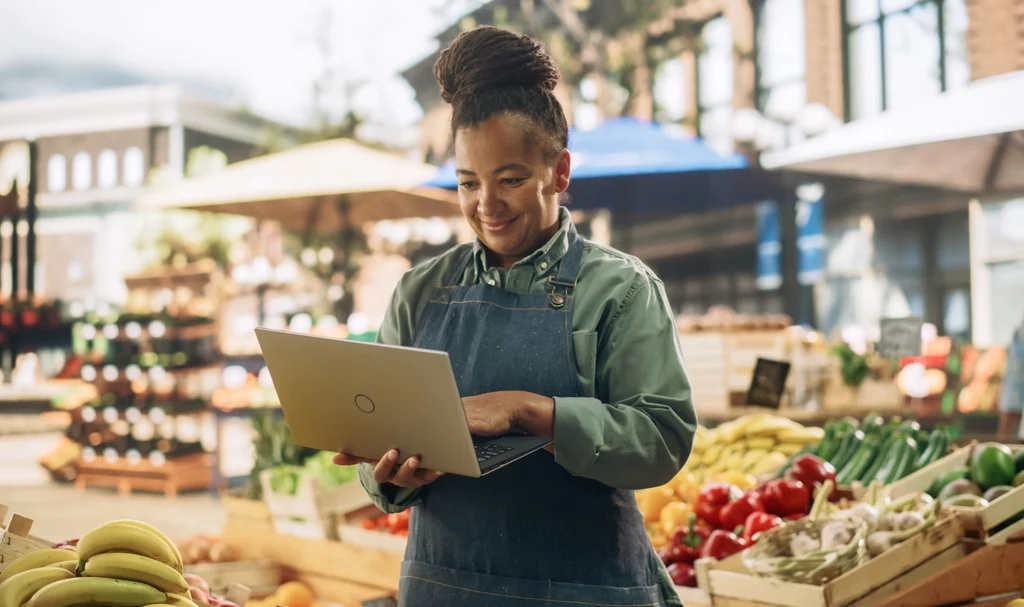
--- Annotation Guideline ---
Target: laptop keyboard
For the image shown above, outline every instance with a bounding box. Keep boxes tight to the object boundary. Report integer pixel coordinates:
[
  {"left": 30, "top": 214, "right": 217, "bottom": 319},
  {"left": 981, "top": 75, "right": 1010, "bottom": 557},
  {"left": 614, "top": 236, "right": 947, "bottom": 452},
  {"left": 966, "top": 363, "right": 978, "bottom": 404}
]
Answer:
[{"left": 475, "top": 442, "right": 515, "bottom": 463}]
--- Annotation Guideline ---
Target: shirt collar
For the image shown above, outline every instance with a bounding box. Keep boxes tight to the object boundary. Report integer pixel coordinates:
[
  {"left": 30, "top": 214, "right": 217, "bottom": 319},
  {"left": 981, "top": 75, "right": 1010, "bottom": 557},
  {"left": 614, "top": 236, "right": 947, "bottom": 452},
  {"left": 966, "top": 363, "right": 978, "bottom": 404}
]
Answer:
[{"left": 472, "top": 207, "right": 573, "bottom": 277}]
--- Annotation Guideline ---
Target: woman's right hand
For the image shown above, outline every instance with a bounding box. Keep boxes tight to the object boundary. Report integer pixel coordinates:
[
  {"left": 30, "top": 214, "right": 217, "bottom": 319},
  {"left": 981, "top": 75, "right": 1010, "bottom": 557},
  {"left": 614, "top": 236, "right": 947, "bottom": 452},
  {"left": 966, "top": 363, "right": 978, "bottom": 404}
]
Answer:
[{"left": 333, "top": 449, "right": 444, "bottom": 488}]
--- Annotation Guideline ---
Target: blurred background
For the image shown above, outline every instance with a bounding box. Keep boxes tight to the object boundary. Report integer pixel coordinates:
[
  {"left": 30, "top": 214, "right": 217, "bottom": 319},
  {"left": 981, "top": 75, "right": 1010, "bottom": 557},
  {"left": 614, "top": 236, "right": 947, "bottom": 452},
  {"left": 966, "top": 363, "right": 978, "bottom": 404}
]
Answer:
[{"left": 0, "top": 1, "right": 1023, "bottom": 602}]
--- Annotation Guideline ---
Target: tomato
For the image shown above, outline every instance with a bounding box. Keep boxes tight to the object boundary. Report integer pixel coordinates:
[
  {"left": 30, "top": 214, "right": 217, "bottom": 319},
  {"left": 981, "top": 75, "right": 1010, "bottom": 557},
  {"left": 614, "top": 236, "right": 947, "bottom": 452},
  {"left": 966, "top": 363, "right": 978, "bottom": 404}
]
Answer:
[{"left": 360, "top": 518, "right": 377, "bottom": 530}]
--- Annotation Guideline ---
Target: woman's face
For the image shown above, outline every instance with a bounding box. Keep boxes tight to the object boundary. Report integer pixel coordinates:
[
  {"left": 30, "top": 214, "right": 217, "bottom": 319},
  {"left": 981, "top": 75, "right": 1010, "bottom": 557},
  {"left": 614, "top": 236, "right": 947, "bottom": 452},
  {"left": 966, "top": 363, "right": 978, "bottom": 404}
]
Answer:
[{"left": 454, "top": 114, "right": 570, "bottom": 269}]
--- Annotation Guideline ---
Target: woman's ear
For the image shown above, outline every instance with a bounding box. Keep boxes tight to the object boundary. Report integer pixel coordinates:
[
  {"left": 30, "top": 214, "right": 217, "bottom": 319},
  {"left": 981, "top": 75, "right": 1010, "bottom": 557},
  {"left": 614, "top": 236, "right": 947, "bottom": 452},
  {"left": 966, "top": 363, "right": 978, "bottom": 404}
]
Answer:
[{"left": 554, "top": 149, "right": 571, "bottom": 193}]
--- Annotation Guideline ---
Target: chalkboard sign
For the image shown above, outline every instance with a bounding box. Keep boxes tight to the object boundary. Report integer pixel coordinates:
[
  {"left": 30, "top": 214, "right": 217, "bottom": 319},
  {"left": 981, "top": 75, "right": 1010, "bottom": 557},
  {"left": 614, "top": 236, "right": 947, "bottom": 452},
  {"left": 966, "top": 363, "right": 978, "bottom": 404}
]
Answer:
[
  {"left": 878, "top": 317, "right": 924, "bottom": 359},
  {"left": 746, "top": 358, "right": 792, "bottom": 409}
]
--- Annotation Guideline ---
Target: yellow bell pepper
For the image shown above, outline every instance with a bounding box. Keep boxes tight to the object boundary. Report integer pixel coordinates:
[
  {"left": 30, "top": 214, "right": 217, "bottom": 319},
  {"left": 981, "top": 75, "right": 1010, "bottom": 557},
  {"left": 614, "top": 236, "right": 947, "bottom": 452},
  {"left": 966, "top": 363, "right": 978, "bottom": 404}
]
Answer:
[
  {"left": 659, "top": 500, "right": 694, "bottom": 536},
  {"left": 648, "top": 527, "right": 669, "bottom": 551},
  {"left": 673, "top": 471, "right": 701, "bottom": 505},
  {"left": 636, "top": 486, "right": 677, "bottom": 525}
]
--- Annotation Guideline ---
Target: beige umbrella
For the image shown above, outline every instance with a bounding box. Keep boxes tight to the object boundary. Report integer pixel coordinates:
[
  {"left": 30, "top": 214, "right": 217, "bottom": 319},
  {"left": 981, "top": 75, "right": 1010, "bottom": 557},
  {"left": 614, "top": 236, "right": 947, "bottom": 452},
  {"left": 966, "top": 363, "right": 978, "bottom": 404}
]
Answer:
[{"left": 134, "top": 138, "right": 461, "bottom": 231}]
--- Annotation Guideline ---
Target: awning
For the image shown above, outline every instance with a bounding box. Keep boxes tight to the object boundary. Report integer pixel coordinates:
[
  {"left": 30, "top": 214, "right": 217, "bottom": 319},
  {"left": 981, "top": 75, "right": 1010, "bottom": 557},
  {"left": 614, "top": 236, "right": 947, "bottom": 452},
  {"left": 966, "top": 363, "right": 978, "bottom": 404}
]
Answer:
[
  {"left": 760, "top": 71, "right": 1024, "bottom": 194},
  {"left": 135, "top": 138, "right": 460, "bottom": 232}
]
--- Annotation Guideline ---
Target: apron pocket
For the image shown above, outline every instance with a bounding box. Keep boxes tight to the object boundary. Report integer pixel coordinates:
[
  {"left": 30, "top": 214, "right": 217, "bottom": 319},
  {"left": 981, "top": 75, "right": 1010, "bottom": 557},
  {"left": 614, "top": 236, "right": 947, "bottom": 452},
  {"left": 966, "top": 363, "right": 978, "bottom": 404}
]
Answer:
[
  {"left": 400, "top": 560, "right": 664, "bottom": 607},
  {"left": 572, "top": 330, "right": 598, "bottom": 398}
]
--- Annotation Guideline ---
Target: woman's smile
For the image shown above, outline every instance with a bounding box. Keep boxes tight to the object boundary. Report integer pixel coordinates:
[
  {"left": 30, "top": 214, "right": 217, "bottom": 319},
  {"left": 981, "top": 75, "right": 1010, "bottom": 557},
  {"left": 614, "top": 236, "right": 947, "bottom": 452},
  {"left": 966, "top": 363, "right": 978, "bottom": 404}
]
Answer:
[{"left": 480, "top": 216, "right": 519, "bottom": 233}]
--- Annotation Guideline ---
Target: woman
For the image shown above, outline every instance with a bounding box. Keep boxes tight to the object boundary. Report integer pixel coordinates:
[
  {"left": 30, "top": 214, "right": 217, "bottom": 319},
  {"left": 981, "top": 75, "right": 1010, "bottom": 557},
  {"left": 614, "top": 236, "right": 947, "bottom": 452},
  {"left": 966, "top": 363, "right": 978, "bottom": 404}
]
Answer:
[{"left": 333, "top": 26, "right": 696, "bottom": 607}]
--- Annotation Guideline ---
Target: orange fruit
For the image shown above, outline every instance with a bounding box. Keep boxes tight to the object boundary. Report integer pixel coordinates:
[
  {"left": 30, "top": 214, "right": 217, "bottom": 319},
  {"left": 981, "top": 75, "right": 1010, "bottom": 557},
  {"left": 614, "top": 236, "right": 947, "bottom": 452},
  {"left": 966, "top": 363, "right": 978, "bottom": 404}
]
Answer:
[{"left": 274, "top": 581, "right": 315, "bottom": 607}]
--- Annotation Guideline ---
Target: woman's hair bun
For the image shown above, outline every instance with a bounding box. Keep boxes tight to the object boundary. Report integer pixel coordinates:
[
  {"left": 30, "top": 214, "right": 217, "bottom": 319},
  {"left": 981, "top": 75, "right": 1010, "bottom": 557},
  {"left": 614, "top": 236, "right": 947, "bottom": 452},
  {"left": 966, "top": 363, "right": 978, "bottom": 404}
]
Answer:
[{"left": 435, "top": 25, "right": 560, "bottom": 104}]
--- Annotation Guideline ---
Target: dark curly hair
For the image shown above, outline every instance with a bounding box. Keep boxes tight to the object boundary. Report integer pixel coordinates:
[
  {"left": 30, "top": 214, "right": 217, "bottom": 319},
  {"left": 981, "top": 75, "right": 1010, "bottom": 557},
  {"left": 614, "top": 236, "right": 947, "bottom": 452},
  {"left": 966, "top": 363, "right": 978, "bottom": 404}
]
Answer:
[{"left": 434, "top": 26, "right": 569, "bottom": 161}]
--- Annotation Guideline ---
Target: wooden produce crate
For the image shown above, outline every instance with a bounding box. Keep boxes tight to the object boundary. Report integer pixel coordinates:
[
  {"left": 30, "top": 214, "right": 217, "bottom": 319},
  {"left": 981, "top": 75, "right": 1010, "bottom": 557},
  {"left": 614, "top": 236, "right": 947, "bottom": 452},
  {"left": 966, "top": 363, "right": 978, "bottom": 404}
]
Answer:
[
  {"left": 883, "top": 443, "right": 1024, "bottom": 538},
  {"left": 678, "top": 332, "right": 730, "bottom": 412},
  {"left": 671, "top": 558, "right": 714, "bottom": 607},
  {"left": 259, "top": 470, "right": 372, "bottom": 540},
  {"left": 705, "top": 514, "right": 965, "bottom": 607},
  {"left": 726, "top": 331, "right": 788, "bottom": 393},
  {"left": 0, "top": 507, "right": 53, "bottom": 574},
  {"left": 185, "top": 559, "right": 281, "bottom": 599},
  {"left": 75, "top": 453, "right": 214, "bottom": 497},
  {"left": 336, "top": 506, "right": 408, "bottom": 555}
]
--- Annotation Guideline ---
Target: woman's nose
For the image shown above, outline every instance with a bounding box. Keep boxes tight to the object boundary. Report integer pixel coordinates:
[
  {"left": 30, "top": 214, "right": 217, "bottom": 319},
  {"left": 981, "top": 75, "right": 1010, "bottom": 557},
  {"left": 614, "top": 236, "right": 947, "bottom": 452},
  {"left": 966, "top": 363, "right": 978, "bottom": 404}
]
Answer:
[{"left": 478, "top": 184, "right": 503, "bottom": 215}]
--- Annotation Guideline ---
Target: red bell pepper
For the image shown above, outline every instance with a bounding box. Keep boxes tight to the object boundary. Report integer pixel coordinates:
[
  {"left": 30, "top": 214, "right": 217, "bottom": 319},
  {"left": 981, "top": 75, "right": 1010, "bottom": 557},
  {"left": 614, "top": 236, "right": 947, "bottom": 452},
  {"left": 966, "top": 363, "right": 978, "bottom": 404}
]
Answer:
[
  {"left": 667, "top": 562, "right": 697, "bottom": 587},
  {"left": 669, "top": 513, "right": 710, "bottom": 563},
  {"left": 760, "top": 478, "right": 812, "bottom": 517},
  {"left": 785, "top": 454, "right": 837, "bottom": 499},
  {"left": 742, "top": 511, "right": 783, "bottom": 544},
  {"left": 695, "top": 483, "right": 742, "bottom": 529},
  {"left": 784, "top": 512, "right": 806, "bottom": 521},
  {"left": 700, "top": 526, "right": 749, "bottom": 561},
  {"left": 719, "top": 490, "right": 764, "bottom": 531}
]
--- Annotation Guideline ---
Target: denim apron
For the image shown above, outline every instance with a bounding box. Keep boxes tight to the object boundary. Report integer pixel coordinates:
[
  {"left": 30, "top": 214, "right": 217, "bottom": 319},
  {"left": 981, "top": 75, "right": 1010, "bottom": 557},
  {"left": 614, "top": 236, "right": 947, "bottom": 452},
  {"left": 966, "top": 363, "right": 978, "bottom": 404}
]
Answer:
[{"left": 400, "top": 226, "right": 664, "bottom": 607}]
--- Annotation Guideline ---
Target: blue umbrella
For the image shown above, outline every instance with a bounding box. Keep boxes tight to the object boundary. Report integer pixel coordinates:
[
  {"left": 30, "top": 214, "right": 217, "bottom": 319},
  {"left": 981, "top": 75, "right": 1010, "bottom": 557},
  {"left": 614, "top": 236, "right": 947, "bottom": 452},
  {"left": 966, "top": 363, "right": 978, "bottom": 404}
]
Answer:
[{"left": 423, "top": 117, "right": 787, "bottom": 213}]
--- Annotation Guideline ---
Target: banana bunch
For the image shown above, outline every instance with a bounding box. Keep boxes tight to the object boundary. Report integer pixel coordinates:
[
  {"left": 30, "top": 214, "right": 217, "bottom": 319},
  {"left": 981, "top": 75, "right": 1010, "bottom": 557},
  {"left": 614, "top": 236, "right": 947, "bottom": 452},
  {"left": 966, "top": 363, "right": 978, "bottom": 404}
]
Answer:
[
  {"left": 687, "top": 414, "right": 823, "bottom": 481},
  {"left": 0, "top": 519, "right": 205, "bottom": 607}
]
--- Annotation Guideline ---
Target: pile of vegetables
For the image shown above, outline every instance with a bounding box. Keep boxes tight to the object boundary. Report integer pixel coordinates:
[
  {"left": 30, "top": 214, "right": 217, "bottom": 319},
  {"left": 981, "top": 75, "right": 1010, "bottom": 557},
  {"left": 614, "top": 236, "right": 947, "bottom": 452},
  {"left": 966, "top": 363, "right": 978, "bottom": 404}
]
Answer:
[
  {"left": 743, "top": 480, "right": 941, "bottom": 584},
  {"left": 777, "top": 414, "right": 953, "bottom": 488},
  {"left": 927, "top": 442, "right": 1024, "bottom": 509}
]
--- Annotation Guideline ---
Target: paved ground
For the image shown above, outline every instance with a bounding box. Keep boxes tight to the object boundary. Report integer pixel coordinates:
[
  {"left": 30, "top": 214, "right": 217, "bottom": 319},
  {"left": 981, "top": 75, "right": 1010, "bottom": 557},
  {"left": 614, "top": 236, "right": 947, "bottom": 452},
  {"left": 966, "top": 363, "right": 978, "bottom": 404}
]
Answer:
[{"left": 1, "top": 432, "right": 226, "bottom": 542}]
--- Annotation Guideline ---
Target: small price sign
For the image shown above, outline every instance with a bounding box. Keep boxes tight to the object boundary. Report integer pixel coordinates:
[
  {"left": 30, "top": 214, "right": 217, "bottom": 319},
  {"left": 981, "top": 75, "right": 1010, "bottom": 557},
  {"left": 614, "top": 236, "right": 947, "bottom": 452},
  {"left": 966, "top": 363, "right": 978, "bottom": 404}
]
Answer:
[
  {"left": 746, "top": 358, "right": 792, "bottom": 409},
  {"left": 878, "top": 317, "right": 924, "bottom": 359}
]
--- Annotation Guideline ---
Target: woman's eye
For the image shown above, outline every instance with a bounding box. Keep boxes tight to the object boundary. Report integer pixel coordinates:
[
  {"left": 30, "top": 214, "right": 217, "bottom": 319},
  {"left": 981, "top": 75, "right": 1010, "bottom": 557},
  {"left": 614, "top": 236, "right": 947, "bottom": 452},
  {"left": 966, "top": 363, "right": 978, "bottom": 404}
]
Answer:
[
  {"left": 458, "top": 181, "right": 479, "bottom": 189},
  {"left": 501, "top": 177, "right": 525, "bottom": 186}
]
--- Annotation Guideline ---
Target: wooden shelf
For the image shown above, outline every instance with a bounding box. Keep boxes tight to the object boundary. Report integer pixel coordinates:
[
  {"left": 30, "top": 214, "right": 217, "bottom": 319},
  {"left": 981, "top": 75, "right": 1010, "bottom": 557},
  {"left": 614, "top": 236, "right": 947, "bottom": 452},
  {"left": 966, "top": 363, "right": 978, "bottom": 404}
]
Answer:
[{"left": 75, "top": 453, "right": 214, "bottom": 498}]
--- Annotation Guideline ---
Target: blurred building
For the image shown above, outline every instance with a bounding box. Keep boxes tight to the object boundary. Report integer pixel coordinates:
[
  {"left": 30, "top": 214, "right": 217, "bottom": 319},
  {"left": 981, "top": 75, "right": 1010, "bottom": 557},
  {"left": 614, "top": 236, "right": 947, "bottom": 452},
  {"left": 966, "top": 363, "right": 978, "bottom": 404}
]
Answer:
[
  {"left": 0, "top": 85, "right": 286, "bottom": 305},
  {"left": 401, "top": 0, "right": 1024, "bottom": 342}
]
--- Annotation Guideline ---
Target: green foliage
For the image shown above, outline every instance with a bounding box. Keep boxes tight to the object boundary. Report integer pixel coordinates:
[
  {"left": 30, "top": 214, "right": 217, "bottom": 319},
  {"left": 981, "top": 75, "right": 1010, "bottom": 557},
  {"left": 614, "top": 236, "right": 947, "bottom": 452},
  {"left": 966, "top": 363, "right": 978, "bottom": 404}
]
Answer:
[{"left": 833, "top": 343, "right": 871, "bottom": 388}]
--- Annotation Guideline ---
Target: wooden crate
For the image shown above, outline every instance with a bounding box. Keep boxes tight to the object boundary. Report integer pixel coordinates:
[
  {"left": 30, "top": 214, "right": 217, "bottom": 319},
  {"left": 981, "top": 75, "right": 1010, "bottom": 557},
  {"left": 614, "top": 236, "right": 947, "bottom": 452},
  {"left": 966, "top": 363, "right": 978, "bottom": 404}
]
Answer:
[
  {"left": 75, "top": 453, "right": 214, "bottom": 497},
  {"left": 0, "top": 508, "right": 53, "bottom": 574},
  {"left": 259, "top": 470, "right": 372, "bottom": 541},
  {"left": 705, "top": 514, "right": 965, "bottom": 607},
  {"left": 185, "top": 559, "right": 281, "bottom": 598},
  {"left": 671, "top": 558, "right": 714, "bottom": 607},
  {"left": 336, "top": 506, "right": 408, "bottom": 555},
  {"left": 883, "top": 443, "right": 1024, "bottom": 537}
]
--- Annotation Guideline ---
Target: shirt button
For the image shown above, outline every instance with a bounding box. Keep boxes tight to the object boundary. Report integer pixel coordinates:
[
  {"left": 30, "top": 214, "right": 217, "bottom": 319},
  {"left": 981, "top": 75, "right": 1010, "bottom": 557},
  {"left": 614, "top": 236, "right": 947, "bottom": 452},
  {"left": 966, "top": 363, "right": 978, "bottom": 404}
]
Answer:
[
  {"left": 487, "top": 279, "right": 496, "bottom": 286},
  {"left": 539, "top": 261, "right": 548, "bottom": 270}
]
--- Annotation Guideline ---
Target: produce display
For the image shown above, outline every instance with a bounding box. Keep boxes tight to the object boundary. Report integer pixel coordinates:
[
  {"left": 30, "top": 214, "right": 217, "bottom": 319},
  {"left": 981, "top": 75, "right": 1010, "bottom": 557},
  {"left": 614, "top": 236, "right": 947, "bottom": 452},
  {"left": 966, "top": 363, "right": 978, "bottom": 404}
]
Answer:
[
  {"left": 0, "top": 519, "right": 241, "bottom": 607},
  {"left": 775, "top": 414, "right": 952, "bottom": 489},
  {"left": 175, "top": 536, "right": 241, "bottom": 566},
  {"left": 743, "top": 480, "right": 941, "bottom": 585},
  {"left": 359, "top": 508, "right": 411, "bottom": 537},
  {"left": 927, "top": 442, "right": 1024, "bottom": 509},
  {"left": 243, "top": 582, "right": 316, "bottom": 607}
]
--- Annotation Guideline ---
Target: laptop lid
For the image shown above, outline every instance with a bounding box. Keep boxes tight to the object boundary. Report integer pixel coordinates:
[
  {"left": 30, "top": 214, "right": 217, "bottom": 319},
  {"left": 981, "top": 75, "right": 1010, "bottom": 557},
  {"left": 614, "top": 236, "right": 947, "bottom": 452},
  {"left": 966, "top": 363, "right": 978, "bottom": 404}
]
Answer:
[{"left": 254, "top": 328, "right": 482, "bottom": 477}]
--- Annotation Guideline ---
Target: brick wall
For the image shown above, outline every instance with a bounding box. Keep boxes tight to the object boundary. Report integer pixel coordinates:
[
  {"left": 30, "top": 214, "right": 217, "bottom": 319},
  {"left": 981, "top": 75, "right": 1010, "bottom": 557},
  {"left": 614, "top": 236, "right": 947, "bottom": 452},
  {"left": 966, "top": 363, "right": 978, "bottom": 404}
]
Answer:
[
  {"left": 804, "top": 0, "right": 845, "bottom": 120},
  {"left": 966, "top": 0, "right": 1024, "bottom": 79}
]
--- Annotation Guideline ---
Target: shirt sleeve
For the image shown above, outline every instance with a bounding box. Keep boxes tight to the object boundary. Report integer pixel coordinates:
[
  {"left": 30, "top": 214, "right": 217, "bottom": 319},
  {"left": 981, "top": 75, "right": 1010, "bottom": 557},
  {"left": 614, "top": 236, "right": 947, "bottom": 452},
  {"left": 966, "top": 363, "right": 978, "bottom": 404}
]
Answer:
[
  {"left": 356, "top": 277, "right": 424, "bottom": 513},
  {"left": 552, "top": 273, "right": 697, "bottom": 490}
]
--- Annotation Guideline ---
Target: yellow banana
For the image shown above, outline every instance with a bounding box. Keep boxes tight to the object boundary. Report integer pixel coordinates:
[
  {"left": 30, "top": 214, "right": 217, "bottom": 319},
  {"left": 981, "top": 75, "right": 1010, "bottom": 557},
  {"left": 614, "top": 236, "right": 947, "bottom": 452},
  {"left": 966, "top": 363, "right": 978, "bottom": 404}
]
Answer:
[
  {"left": 776, "top": 427, "right": 825, "bottom": 444},
  {"left": 165, "top": 592, "right": 201, "bottom": 607},
  {"left": 105, "top": 520, "right": 184, "bottom": 572},
  {"left": 775, "top": 442, "right": 804, "bottom": 455},
  {"left": 723, "top": 452, "right": 744, "bottom": 470},
  {"left": 48, "top": 561, "right": 79, "bottom": 575},
  {"left": 751, "top": 452, "right": 789, "bottom": 476},
  {"left": 0, "top": 566, "right": 74, "bottom": 607},
  {"left": 746, "top": 416, "right": 803, "bottom": 438},
  {"left": 742, "top": 449, "right": 769, "bottom": 471},
  {"left": 745, "top": 437, "right": 776, "bottom": 451},
  {"left": 0, "top": 549, "right": 78, "bottom": 584},
  {"left": 27, "top": 577, "right": 165, "bottom": 607},
  {"left": 82, "top": 552, "right": 188, "bottom": 594},
  {"left": 75, "top": 522, "right": 178, "bottom": 569},
  {"left": 701, "top": 443, "right": 724, "bottom": 466}
]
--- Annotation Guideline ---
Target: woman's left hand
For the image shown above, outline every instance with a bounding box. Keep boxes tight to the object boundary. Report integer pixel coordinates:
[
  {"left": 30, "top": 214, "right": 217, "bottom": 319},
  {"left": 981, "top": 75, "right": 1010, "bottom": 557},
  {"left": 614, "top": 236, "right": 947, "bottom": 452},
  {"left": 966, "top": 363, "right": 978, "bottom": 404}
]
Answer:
[{"left": 462, "top": 391, "right": 555, "bottom": 438}]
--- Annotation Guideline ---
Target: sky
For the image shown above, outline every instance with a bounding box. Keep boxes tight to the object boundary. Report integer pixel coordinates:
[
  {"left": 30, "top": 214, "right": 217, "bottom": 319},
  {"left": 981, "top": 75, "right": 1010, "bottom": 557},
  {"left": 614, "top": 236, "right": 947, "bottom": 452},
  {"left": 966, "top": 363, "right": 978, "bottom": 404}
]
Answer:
[{"left": 0, "top": 0, "right": 483, "bottom": 128}]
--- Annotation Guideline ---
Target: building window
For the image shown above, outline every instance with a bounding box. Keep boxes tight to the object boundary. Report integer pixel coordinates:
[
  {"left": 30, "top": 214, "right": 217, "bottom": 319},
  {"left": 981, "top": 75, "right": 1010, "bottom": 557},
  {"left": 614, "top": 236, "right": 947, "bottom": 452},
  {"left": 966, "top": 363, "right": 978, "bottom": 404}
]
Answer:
[
  {"left": 72, "top": 152, "right": 92, "bottom": 191},
  {"left": 47, "top": 154, "right": 67, "bottom": 192},
  {"left": 97, "top": 149, "right": 118, "bottom": 188},
  {"left": 123, "top": 147, "right": 145, "bottom": 187},
  {"left": 844, "top": 0, "right": 970, "bottom": 120},
  {"left": 755, "top": 0, "right": 807, "bottom": 146},
  {"left": 697, "top": 17, "right": 734, "bottom": 155}
]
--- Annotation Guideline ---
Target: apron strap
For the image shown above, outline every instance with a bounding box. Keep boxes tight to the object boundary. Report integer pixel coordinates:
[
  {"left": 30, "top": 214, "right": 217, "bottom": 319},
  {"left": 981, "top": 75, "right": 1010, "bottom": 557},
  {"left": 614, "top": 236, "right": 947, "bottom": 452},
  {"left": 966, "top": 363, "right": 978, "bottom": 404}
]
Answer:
[
  {"left": 442, "top": 246, "right": 476, "bottom": 288},
  {"left": 547, "top": 224, "right": 583, "bottom": 308}
]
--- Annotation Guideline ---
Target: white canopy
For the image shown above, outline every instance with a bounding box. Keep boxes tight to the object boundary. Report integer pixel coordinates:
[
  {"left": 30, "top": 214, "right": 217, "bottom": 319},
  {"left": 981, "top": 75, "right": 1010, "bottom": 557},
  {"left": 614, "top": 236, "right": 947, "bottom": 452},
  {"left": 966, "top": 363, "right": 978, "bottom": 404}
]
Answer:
[
  {"left": 135, "top": 138, "right": 460, "bottom": 232},
  {"left": 760, "top": 71, "right": 1024, "bottom": 194}
]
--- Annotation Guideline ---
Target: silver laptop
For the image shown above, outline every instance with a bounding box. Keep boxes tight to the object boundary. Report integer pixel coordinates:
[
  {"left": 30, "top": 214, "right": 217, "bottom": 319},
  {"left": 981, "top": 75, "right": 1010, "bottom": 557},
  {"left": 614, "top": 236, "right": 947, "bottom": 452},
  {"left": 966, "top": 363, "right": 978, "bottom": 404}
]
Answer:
[{"left": 254, "top": 328, "right": 551, "bottom": 478}]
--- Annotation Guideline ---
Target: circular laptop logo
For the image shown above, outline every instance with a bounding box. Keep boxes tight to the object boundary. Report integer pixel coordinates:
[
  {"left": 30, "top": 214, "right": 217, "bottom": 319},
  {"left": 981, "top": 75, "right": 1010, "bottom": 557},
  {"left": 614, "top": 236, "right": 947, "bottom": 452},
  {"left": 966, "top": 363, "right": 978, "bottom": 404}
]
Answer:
[{"left": 354, "top": 394, "right": 375, "bottom": 414}]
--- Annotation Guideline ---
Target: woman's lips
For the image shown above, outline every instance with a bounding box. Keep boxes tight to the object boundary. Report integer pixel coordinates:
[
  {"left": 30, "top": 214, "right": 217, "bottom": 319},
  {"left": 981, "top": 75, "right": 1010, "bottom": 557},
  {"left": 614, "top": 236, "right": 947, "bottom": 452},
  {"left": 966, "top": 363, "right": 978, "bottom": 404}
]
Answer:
[{"left": 481, "top": 217, "right": 518, "bottom": 233}]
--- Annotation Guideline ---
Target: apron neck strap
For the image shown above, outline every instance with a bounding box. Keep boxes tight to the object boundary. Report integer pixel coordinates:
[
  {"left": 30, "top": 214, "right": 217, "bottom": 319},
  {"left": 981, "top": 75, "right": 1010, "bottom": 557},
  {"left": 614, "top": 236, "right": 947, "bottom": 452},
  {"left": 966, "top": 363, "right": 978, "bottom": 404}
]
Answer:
[
  {"left": 550, "top": 223, "right": 583, "bottom": 290},
  {"left": 443, "top": 246, "right": 476, "bottom": 287}
]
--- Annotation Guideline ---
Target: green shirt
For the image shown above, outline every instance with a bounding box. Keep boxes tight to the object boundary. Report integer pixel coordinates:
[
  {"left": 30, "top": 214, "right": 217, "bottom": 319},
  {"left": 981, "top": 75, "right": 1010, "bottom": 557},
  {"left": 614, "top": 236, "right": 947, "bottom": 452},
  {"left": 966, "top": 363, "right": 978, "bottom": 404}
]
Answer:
[{"left": 358, "top": 209, "right": 694, "bottom": 603}]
